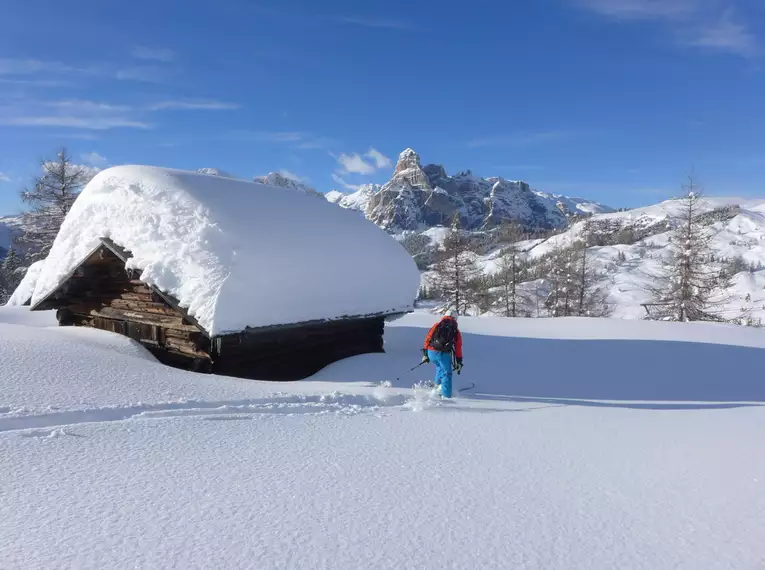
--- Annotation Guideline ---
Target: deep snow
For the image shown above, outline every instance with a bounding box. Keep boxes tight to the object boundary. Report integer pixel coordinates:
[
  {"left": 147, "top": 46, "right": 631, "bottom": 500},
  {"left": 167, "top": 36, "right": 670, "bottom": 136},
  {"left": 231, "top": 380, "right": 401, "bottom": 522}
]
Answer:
[
  {"left": 27, "top": 166, "right": 420, "bottom": 334},
  {"left": 1, "top": 307, "right": 764, "bottom": 569}
]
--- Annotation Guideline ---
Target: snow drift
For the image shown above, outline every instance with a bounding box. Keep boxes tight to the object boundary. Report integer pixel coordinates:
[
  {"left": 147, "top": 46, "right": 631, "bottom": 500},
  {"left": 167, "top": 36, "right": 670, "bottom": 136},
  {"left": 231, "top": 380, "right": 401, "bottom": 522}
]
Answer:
[{"left": 28, "top": 166, "right": 420, "bottom": 335}]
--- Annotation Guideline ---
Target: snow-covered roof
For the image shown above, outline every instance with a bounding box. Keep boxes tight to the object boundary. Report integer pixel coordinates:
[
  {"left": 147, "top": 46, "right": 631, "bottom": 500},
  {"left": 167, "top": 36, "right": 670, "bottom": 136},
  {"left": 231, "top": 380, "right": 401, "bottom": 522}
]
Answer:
[{"left": 30, "top": 166, "right": 420, "bottom": 335}]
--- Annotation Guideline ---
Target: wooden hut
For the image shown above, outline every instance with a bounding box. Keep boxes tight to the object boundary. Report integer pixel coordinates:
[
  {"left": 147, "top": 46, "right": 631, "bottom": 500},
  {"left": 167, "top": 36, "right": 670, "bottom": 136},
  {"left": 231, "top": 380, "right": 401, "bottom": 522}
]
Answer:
[{"left": 27, "top": 166, "right": 419, "bottom": 380}]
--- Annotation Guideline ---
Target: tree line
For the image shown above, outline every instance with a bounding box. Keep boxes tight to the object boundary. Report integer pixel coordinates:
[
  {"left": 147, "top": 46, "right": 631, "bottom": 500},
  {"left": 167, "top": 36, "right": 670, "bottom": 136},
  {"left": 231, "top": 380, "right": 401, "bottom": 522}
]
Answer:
[
  {"left": 0, "top": 149, "right": 92, "bottom": 303},
  {"left": 420, "top": 176, "right": 750, "bottom": 324}
]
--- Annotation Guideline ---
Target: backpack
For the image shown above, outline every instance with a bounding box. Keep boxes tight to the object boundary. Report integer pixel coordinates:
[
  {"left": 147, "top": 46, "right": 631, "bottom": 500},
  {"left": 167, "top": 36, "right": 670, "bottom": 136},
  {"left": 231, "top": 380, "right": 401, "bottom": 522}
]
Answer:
[{"left": 429, "top": 319, "right": 458, "bottom": 353}]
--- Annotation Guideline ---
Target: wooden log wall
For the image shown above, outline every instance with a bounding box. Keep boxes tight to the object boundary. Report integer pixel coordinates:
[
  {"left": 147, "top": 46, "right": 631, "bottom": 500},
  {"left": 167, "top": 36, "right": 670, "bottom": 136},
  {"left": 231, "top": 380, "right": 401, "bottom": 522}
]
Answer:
[
  {"left": 54, "top": 246, "right": 211, "bottom": 368},
  {"left": 214, "top": 316, "right": 385, "bottom": 380}
]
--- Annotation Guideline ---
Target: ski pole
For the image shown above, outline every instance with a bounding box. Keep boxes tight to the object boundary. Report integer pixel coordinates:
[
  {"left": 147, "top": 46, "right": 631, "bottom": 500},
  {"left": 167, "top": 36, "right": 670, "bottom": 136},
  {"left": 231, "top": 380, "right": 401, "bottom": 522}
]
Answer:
[{"left": 395, "top": 360, "right": 426, "bottom": 382}]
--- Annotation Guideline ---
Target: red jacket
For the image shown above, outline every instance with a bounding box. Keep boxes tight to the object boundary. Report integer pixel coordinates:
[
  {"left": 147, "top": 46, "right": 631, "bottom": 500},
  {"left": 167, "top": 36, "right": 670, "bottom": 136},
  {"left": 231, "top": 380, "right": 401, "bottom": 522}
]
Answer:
[{"left": 423, "top": 316, "right": 463, "bottom": 358}]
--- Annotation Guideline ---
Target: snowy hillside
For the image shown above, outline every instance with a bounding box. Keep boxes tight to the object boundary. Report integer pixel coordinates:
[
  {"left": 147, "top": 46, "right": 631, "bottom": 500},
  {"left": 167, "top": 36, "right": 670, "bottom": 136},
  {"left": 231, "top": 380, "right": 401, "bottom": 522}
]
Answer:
[
  {"left": 409, "top": 196, "right": 765, "bottom": 322},
  {"left": 1, "top": 307, "right": 764, "bottom": 569},
  {"left": 0, "top": 215, "right": 23, "bottom": 255},
  {"left": 253, "top": 172, "right": 320, "bottom": 196},
  {"left": 328, "top": 148, "right": 614, "bottom": 232}
]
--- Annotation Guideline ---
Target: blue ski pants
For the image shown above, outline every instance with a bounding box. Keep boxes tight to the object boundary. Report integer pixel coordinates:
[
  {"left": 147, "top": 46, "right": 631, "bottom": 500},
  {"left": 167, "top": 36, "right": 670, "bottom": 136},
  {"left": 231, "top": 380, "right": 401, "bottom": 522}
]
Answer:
[{"left": 428, "top": 350, "right": 453, "bottom": 398}]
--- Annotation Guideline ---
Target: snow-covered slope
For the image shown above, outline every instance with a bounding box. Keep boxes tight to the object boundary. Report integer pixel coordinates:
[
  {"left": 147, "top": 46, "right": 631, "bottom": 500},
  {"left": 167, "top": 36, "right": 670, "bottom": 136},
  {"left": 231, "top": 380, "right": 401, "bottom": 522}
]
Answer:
[
  {"left": 28, "top": 166, "right": 420, "bottom": 334},
  {"left": 494, "top": 196, "right": 765, "bottom": 320},
  {"left": 1, "top": 308, "right": 764, "bottom": 569},
  {"left": 328, "top": 149, "right": 614, "bottom": 232},
  {"left": 0, "top": 215, "right": 23, "bottom": 254},
  {"left": 196, "top": 167, "right": 236, "bottom": 178},
  {"left": 253, "top": 172, "right": 320, "bottom": 197}
]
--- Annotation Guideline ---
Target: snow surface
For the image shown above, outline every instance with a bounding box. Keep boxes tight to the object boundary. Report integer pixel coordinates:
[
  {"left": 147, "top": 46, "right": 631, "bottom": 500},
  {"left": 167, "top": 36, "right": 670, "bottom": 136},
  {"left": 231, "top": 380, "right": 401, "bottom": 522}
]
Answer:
[
  {"left": 28, "top": 166, "right": 420, "bottom": 335},
  {"left": 1, "top": 307, "right": 764, "bottom": 569}
]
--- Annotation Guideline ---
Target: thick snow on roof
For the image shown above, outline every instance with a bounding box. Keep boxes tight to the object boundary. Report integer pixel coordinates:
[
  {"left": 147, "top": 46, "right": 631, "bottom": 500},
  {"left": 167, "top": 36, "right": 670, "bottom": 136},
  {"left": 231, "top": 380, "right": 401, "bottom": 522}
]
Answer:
[{"left": 31, "top": 166, "right": 420, "bottom": 335}]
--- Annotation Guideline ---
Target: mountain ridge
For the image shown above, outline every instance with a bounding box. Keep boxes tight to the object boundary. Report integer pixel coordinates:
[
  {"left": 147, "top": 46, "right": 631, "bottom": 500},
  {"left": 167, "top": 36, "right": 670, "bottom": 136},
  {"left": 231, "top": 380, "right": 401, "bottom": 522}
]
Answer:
[{"left": 327, "top": 148, "right": 614, "bottom": 233}]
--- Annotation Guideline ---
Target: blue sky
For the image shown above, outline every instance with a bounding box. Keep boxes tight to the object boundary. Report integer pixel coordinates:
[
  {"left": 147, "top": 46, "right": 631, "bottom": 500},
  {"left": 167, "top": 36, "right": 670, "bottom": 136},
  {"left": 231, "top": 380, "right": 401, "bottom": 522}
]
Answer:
[{"left": 0, "top": 0, "right": 763, "bottom": 213}]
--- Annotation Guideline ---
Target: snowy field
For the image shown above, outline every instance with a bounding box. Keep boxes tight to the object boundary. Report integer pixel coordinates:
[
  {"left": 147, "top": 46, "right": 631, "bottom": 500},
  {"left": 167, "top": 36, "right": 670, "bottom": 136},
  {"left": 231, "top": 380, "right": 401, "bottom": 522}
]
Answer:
[{"left": 1, "top": 307, "right": 764, "bottom": 569}]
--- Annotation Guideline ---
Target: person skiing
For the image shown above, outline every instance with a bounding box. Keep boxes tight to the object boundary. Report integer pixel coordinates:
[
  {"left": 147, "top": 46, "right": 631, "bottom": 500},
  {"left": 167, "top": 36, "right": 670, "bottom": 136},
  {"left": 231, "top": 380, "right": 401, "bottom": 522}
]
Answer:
[{"left": 421, "top": 310, "right": 463, "bottom": 398}]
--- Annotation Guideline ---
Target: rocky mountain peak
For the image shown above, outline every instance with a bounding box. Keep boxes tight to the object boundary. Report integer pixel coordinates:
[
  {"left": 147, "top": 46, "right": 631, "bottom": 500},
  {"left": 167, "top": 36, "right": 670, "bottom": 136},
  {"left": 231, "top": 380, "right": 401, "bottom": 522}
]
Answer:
[
  {"left": 327, "top": 148, "right": 614, "bottom": 233},
  {"left": 395, "top": 148, "right": 421, "bottom": 174}
]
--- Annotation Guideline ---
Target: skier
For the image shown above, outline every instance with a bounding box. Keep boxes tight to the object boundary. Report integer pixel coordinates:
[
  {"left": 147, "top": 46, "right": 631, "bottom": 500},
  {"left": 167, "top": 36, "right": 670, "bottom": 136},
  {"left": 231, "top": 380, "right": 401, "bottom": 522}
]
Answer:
[{"left": 421, "top": 310, "right": 463, "bottom": 398}]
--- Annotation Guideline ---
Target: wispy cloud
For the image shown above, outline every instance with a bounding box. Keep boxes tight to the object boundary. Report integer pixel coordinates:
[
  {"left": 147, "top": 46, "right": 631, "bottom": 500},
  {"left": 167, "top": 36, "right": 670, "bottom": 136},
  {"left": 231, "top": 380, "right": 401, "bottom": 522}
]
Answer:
[
  {"left": 576, "top": 0, "right": 759, "bottom": 57},
  {"left": 131, "top": 46, "right": 175, "bottom": 63},
  {"left": 0, "top": 58, "right": 82, "bottom": 76},
  {"left": 81, "top": 152, "right": 108, "bottom": 165},
  {"left": 1, "top": 116, "right": 151, "bottom": 129},
  {"left": 330, "top": 16, "right": 411, "bottom": 30},
  {"left": 45, "top": 99, "right": 132, "bottom": 112},
  {"left": 335, "top": 147, "right": 392, "bottom": 175},
  {"left": 683, "top": 8, "right": 758, "bottom": 57},
  {"left": 365, "top": 147, "right": 393, "bottom": 169},
  {"left": 0, "top": 57, "right": 175, "bottom": 83},
  {"left": 0, "top": 77, "right": 71, "bottom": 87},
  {"left": 0, "top": 98, "right": 151, "bottom": 130},
  {"left": 0, "top": 172, "right": 10, "bottom": 182},
  {"left": 337, "top": 153, "right": 376, "bottom": 174},
  {"left": 468, "top": 131, "right": 571, "bottom": 149},
  {"left": 577, "top": 0, "right": 695, "bottom": 21},
  {"left": 331, "top": 173, "right": 362, "bottom": 191},
  {"left": 148, "top": 99, "right": 240, "bottom": 111}
]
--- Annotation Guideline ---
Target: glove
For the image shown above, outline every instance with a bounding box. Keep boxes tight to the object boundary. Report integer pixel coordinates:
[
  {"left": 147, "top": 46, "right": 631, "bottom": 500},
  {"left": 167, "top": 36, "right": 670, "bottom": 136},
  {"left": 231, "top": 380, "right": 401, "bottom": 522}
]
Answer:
[
  {"left": 454, "top": 357, "right": 463, "bottom": 373},
  {"left": 421, "top": 349, "right": 430, "bottom": 364}
]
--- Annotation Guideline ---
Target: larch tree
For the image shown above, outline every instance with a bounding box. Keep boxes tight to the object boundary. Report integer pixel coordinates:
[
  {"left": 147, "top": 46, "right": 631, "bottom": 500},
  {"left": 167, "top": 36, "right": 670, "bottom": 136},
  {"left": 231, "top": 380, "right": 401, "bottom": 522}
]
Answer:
[
  {"left": 0, "top": 249, "right": 24, "bottom": 303},
  {"left": 571, "top": 220, "right": 611, "bottom": 317},
  {"left": 432, "top": 214, "right": 481, "bottom": 315},
  {"left": 544, "top": 246, "right": 577, "bottom": 317},
  {"left": 17, "top": 149, "right": 97, "bottom": 261},
  {"left": 491, "top": 223, "right": 533, "bottom": 317},
  {"left": 646, "top": 176, "right": 731, "bottom": 322}
]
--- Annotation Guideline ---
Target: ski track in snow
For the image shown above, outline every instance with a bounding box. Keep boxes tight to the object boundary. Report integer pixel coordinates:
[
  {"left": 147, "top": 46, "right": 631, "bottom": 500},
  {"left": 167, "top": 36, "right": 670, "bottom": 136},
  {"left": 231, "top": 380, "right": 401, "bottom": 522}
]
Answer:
[{"left": 0, "top": 392, "right": 452, "bottom": 436}]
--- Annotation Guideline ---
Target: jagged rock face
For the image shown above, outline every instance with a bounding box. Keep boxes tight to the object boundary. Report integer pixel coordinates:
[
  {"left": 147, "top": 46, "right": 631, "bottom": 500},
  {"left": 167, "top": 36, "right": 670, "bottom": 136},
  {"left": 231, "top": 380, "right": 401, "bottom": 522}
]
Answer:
[{"left": 328, "top": 148, "right": 613, "bottom": 233}]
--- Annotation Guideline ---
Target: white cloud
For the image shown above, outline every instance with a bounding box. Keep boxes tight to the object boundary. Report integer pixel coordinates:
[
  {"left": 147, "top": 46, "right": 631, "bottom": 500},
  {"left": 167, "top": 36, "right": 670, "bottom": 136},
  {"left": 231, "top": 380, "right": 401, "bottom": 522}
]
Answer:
[
  {"left": 365, "top": 147, "right": 392, "bottom": 169},
  {"left": 578, "top": 0, "right": 695, "bottom": 21},
  {"left": 337, "top": 152, "right": 376, "bottom": 174},
  {"left": 81, "top": 152, "right": 107, "bottom": 165},
  {"left": 684, "top": 9, "right": 759, "bottom": 57},
  {"left": 131, "top": 46, "right": 175, "bottom": 63},
  {"left": 45, "top": 99, "right": 132, "bottom": 112},
  {"left": 0, "top": 172, "right": 10, "bottom": 182},
  {"left": 331, "top": 173, "right": 362, "bottom": 191},
  {"left": 576, "top": 0, "right": 759, "bottom": 57},
  {"left": 0, "top": 99, "right": 151, "bottom": 130},
  {"left": 1, "top": 116, "right": 151, "bottom": 130},
  {"left": 148, "top": 100, "right": 240, "bottom": 111}
]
